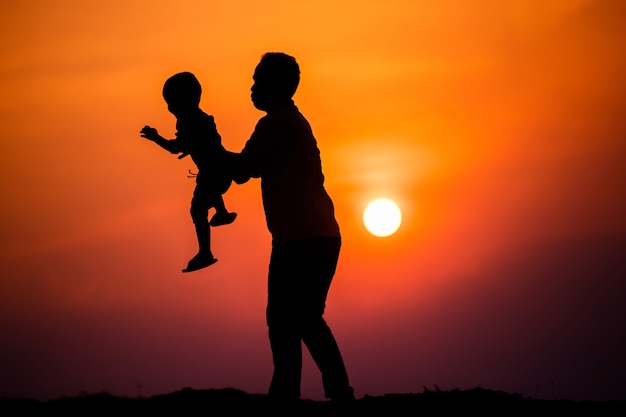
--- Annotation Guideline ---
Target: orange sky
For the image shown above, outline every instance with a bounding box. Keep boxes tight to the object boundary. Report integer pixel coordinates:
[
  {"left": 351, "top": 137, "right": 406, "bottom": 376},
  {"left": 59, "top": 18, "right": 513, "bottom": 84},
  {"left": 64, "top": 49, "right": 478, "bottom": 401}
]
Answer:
[{"left": 1, "top": 0, "right": 625, "bottom": 402}]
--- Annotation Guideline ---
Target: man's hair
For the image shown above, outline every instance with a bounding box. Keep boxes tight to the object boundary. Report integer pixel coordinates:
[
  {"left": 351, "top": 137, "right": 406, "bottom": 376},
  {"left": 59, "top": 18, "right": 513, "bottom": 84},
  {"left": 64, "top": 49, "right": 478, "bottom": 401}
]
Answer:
[
  {"left": 162, "top": 72, "right": 202, "bottom": 104},
  {"left": 258, "top": 52, "right": 300, "bottom": 98}
]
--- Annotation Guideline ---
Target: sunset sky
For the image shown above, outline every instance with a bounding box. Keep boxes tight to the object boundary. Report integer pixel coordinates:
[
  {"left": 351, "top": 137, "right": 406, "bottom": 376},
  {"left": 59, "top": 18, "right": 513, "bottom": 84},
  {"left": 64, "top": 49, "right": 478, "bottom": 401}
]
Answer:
[{"left": 1, "top": 0, "right": 625, "bottom": 402}]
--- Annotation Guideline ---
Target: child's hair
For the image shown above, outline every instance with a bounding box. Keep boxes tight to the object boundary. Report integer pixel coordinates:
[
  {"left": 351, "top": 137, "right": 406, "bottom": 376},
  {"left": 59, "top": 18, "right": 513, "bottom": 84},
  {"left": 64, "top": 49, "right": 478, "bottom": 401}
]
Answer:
[
  {"left": 258, "top": 52, "right": 300, "bottom": 98},
  {"left": 162, "top": 72, "right": 202, "bottom": 105}
]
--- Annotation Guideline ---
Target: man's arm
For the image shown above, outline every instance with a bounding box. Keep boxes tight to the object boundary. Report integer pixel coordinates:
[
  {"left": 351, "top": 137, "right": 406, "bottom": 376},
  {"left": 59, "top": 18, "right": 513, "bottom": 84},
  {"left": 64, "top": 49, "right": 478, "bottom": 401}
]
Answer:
[
  {"left": 229, "top": 119, "right": 276, "bottom": 184},
  {"left": 227, "top": 151, "right": 251, "bottom": 184}
]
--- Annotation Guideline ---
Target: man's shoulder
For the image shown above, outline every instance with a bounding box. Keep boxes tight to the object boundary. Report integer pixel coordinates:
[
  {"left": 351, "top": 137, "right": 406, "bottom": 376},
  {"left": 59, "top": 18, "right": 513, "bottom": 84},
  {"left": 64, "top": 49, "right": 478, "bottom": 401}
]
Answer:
[
  {"left": 258, "top": 105, "right": 305, "bottom": 125},
  {"left": 254, "top": 113, "right": 273, "bottom": 130}
]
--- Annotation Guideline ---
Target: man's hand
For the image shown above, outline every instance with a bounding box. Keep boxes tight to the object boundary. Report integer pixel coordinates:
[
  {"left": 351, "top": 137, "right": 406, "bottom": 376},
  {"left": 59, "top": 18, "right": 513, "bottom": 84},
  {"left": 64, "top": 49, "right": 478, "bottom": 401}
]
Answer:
[{"left": 140, "top": 126, "right": 160, "bottom": 141}]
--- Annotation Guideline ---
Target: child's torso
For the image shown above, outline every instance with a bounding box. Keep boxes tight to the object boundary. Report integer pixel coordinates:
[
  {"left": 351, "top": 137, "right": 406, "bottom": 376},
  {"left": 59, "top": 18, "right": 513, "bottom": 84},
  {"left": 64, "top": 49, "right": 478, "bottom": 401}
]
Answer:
[{"left": 175, "top": 110, "right": 225, "bottom": 169}]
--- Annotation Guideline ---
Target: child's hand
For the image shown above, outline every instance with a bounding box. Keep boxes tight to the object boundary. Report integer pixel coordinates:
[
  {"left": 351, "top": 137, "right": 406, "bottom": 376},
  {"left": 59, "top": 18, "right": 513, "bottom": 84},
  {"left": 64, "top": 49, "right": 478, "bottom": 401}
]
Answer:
[{"left": 140, "top": 126, "right": 159, "bottom": 141}]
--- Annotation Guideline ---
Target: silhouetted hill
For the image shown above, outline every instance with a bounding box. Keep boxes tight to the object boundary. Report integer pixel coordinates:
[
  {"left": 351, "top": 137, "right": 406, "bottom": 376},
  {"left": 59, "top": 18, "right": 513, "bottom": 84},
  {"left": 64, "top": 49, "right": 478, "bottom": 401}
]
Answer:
[{"left": 2, "top": 387, "right": 624, "bottom": 416}]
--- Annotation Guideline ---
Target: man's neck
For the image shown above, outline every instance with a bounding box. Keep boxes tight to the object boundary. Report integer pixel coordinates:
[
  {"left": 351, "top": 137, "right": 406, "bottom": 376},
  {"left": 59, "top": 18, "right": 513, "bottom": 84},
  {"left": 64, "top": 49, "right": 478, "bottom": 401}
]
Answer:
[{"left": 265, "top": 99, "right": 295, "bottom": 113}]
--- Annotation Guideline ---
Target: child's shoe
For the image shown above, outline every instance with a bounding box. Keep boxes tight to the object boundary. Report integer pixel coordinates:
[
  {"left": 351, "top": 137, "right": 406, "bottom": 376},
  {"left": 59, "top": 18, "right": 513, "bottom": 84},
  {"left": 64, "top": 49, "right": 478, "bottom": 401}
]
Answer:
[
  {"left": 182, "top": 253, "right": 217, "bottom": 273},
  {"left": 210, "top": 211, "right": 237, "bottom": 227}
]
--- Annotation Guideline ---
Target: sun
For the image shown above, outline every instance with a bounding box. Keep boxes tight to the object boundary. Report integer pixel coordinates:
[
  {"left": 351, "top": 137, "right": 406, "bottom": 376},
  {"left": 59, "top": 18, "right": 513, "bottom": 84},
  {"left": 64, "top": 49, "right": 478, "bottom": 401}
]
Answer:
[{"left": 363, "top": 198, "right": 402, "bottom": 237}]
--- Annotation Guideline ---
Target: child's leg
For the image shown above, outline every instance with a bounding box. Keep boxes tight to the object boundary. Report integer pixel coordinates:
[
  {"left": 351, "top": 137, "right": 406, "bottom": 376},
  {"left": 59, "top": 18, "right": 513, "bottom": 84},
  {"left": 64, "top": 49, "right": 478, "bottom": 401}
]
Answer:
[
  {"left": 213, "top": 195, "right": 228, "bottom": 214},
  {"left": 190, "top": 187, "right": 212, "bottom": 256},
  {"left": 183, "top": 183, "right": 218, "bottom": 272},
  {"left": 209, "top": 195, "right": 237, "bottom": 227}
]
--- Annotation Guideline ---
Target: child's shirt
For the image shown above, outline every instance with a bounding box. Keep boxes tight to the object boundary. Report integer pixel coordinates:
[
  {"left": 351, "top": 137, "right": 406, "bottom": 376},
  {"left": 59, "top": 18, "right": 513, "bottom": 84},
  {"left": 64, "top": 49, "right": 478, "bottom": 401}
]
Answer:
[{"left": 174, "top": 109, "right": 226, "bottom": 174}]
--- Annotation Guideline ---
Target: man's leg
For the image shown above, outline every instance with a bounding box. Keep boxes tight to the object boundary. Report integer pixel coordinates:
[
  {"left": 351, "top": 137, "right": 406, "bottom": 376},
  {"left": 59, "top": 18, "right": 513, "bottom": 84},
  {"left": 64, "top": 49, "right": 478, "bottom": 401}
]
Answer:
[
  {"left": 298, "top": 238, "right": 354, "bottom": 401},
  {"left": 266, "top": 242, "right": 303, "bottom": 401}
]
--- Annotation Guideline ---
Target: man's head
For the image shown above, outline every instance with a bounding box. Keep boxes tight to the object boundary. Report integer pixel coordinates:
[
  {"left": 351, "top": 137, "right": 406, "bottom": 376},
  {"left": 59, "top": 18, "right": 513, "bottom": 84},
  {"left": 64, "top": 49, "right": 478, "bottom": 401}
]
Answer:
[
  {"left": 162, "top": 72, "right": 202, "bottom": 115},
  {"left": 251, "top": 52, "right": 300, "bottom": 111}
]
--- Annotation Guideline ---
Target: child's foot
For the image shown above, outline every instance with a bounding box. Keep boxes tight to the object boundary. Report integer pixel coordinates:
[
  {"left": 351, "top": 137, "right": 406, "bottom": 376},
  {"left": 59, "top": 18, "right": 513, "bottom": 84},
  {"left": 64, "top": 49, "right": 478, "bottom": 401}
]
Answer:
[
  {"left": 182, "top": 253, "right": 218, "bottom": 273},
  {"left": 210, "top": 211, "right": 237, "bottom": 227}
]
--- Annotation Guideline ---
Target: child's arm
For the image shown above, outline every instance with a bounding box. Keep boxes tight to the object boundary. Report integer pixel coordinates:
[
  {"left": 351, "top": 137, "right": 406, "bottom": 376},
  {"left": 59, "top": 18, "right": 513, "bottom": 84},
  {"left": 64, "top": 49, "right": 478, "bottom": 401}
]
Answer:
[{"left": 140, "top": 125, "right": 183, "bottom": 155}]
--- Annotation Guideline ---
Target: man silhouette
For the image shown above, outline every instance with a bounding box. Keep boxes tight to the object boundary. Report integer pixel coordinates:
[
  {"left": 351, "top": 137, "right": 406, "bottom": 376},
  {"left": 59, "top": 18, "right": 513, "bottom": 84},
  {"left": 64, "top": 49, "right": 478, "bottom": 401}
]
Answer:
[{"left": 232, "top": 52, "right": 355, "bottom": 402}]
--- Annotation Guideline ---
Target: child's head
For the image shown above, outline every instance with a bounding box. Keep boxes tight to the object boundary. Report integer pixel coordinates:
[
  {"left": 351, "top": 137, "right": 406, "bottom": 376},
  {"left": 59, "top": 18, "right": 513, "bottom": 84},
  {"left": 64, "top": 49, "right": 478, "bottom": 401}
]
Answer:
[
  {"left": 251, "top": 52, "right": 300, "bottom": 111},
  {"left": 162, "top": 72, "right": 202, "bottom": 115}
]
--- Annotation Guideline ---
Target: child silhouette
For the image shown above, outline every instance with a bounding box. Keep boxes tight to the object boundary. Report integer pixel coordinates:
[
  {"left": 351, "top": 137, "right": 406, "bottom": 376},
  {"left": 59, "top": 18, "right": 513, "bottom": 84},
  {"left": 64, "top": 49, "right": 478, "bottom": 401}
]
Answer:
[{"left": 140, "top": 72, "right": 236, "bottom": 273}]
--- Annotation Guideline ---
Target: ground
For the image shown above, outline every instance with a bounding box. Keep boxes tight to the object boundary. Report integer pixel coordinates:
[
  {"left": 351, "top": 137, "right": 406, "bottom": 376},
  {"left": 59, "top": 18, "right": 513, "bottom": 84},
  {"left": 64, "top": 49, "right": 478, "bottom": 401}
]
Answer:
[{"left": 2, "top": 387, "right": 624, "bottom": 416}]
